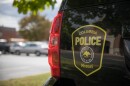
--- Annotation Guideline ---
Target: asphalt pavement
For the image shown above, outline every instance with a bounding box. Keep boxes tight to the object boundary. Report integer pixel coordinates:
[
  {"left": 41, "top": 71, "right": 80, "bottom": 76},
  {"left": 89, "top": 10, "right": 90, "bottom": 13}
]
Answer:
[{"left": 0, "top": 54, "right": 50, "bottom": 80}]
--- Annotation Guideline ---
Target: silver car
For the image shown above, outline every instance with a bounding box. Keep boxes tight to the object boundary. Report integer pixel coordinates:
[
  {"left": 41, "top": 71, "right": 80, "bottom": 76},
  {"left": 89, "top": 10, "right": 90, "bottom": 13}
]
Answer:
[
  {"left": 10, "top": 42, "right": 48, "bottom": 56},
  {"left": 10, "top": 42, "right": 25, "bottom": 54}
]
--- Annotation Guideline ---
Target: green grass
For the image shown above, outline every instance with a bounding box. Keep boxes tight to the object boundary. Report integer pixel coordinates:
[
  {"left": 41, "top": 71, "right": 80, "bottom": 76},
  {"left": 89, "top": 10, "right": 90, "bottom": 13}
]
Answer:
[{"left": 0, "top": 73, "right": 50, "bottom": 86}]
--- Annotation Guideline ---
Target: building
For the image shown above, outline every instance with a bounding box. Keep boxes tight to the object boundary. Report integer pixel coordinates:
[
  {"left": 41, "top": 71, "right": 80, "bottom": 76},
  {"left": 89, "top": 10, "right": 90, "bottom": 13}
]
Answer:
[{"left": 0, "top": 26, "right": 25, "bottom": 42}]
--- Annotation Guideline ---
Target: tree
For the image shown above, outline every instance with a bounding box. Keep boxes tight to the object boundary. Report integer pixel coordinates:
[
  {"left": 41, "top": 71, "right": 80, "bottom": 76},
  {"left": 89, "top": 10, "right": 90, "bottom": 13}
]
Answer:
[
  {"left": 13, "top": 0, "right": 57, "bottom": 14},
  {"left": 19, "top": 14, "right": 51, "bottom": 41}
]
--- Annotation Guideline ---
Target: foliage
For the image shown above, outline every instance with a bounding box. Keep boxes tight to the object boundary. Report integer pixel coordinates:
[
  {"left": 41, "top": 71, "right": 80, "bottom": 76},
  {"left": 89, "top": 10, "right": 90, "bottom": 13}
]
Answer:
[
  {"left": 19, "top": 14, "right": 51, "bottom": 41},
  {"left": 0, "top": 73, "right": 50, "bottom": 86},
  {"left": 13, "top": 0, "right": 57, "bottom": 14}
]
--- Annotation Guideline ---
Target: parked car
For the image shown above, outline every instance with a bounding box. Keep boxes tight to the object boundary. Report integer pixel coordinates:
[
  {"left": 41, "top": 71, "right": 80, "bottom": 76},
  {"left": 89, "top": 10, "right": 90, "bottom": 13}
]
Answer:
[
  {"left": 0, "top": 41, "right": 10, "bottom": 54},
  {"left": 9, "top": 42, "right": 24, "bottom": 54},
  {"left": 44, "top": 0, "right": 130, "bottom": 86},
  {"left": 11, "top": 42, "right": 48, "bottom": 56}
]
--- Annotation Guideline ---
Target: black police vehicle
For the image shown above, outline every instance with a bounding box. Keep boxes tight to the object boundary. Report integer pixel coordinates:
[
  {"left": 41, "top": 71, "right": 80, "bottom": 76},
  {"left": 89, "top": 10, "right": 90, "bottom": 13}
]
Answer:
[{"left": 44, "top": 0, "right": 130, "bottom": 86}]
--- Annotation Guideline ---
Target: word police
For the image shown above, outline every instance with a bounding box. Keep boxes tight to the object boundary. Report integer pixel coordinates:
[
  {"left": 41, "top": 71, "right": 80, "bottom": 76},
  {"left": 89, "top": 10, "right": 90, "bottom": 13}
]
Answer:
[{"left": 75, "top": 36, "right": 101, "bottom": 46}]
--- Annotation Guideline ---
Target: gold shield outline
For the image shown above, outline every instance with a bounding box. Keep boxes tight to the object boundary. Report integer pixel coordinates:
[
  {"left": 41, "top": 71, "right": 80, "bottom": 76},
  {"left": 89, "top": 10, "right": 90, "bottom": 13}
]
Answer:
[{"left": 72, "top": 25, "right": 106, "bottom": 76}]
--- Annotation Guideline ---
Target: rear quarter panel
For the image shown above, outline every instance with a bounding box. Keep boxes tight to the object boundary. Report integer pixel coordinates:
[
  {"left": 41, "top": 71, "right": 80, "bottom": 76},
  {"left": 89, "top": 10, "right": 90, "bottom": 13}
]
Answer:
[{"left": 60, "top": 1, "right": 130, "bottom": 86}]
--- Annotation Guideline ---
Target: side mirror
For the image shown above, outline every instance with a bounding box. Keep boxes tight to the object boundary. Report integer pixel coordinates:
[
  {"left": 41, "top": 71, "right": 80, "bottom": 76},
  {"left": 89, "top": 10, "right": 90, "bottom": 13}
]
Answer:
[{"left": 122, "top": 25, "right": 130, "bottom": 39}]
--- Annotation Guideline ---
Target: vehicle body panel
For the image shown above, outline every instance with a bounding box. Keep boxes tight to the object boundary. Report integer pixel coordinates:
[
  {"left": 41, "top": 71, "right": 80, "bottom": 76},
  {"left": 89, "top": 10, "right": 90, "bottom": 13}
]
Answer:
[{"left": 60, "top": 0, "right": 130, "bottom": 85}]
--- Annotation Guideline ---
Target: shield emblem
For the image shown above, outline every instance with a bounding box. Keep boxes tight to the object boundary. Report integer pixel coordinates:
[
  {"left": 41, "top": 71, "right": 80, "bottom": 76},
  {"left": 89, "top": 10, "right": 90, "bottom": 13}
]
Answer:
[{"left": 72, "top": 25, "right": 106, "bottom": 76}]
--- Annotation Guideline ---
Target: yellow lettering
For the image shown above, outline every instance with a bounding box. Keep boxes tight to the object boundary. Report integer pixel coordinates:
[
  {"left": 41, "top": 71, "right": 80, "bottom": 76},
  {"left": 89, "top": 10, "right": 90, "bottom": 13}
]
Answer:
[
  {"left": 91, "top": 37, "right": 96, "bottom": 45},
  {"left": 81, "top": 64, "right": 93, "bottom": 68},
  {"left": 75, "top": 36, "right": 101, "bottom": 46},
  {"left": 80, "top": 37, "right": 84, "bottom": 45},
  {"left": 96, "top": 36, "right": 101, "bottom": 46},
  {"left": 75, "top": 37, "right": 79, "bottom": 45}
]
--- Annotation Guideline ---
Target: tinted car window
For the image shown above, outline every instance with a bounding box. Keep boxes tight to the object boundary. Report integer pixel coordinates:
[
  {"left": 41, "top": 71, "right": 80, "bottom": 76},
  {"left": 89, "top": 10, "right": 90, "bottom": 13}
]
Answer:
[
  {"left": 13, "top": 44, "right": 20, "bottom": 47},
  {"left": 29, "top": 44, "right": 37, "bottom": 47}
]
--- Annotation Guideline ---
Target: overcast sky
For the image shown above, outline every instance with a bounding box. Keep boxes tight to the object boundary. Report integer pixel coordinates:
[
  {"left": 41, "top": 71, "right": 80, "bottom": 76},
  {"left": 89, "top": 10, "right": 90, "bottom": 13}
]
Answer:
[{"left": 0, "top": 0, "right": 62, "bottom": 30}]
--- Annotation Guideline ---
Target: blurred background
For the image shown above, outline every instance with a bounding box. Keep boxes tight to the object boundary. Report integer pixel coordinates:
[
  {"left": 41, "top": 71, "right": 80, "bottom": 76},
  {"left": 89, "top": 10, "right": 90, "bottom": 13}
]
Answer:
[{"left": 0, "top": 0, "right": 61, "bottom": 86}]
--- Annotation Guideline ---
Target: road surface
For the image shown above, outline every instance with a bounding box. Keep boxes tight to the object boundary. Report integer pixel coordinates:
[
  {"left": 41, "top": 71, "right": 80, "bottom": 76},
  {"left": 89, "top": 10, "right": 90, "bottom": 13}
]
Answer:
[{"left": 0, "top": 54, "right": 50, "bottom": 80}]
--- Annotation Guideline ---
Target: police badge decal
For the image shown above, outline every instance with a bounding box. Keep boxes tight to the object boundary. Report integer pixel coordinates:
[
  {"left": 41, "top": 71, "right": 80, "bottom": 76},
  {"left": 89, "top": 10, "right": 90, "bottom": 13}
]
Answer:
[
  {"left": 72, "top": 25, "right": 106, "bottom": 76},
  {"left": 80, "top": 46, "right": 94, "bottom": 63}
]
